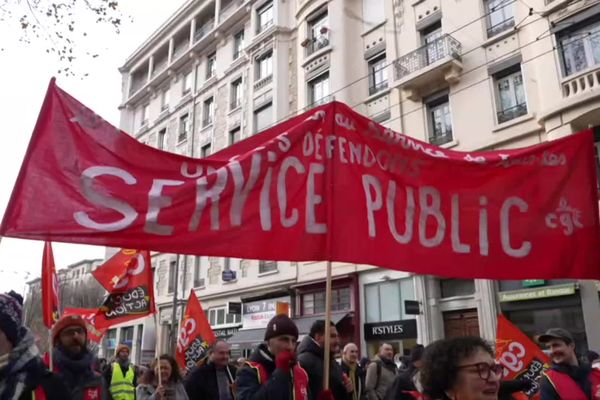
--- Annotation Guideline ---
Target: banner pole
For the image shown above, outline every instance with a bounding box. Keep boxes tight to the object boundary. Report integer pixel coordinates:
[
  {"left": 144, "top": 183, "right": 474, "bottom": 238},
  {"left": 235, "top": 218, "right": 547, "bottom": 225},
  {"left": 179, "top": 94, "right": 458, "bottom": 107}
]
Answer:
[
  {"left": 153, "top": 313, "right": 162, "bottom": 387},
  {"left": 323, "top": 260, "right": 333, "bottom": 391},
  {"left": 48, "top": 330, "right": 53, "bottom": 371}
]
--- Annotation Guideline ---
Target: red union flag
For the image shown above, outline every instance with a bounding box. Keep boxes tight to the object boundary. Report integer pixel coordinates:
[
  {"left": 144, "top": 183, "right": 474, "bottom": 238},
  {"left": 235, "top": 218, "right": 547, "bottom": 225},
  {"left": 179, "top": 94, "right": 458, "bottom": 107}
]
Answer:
[
  {"left": 496, "top": 314, "right": 551, "bottom": 399},
  {"left": 176, "top": 290, "right": 215, "bottom": 370},
  {"left": 41, "top": 242, "right": 60, "bottom": 328},
  {"left": 63, "top": 307, "right": 107, "bottom": 344},
  {"left": 91, "top": 249, "right": 155, "bottom": 329},
  {"left": 1, "top": 79, "right": 599, "bottom": 279}
]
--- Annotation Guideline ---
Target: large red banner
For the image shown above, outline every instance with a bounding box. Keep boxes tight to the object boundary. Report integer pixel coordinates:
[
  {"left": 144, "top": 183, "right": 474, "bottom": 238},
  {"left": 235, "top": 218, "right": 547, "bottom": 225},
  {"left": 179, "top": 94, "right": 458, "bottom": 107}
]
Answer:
[
  {"left": 41, "top": 242, "right": 60, "bottom": 328},
  {"left": 176, "top": 290, "right": 216, "bottom": 370},
  {"left": 496, "top": 315, "right": 550, "bottom": 399},
  {"left": 1, "top": 80, "right": 599, "bottom": 279}
]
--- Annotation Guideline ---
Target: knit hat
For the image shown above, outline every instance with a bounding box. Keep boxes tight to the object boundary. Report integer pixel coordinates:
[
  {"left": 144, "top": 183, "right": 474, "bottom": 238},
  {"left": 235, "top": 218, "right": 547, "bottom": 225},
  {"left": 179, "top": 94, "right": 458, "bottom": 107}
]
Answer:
[
  {"left": 264, "top": 314, "right": 298, "bottom": 341},
  {"left": 52, "top": 314, "right": 87, "bottom": 345},
  {"left": 0, "top": 291, "right": 23, "bottom": 345},
  {"left": 115, "top": 343, "right": 130, "bottom": 356}
]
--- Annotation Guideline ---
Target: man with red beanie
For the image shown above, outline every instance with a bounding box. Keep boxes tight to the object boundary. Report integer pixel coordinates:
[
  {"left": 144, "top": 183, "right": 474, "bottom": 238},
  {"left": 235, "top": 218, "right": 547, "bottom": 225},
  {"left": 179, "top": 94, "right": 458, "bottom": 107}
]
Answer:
[
  {"left": 52, "top": 314, "right": 108, "bottom": 400},
  {"left": 235, "top": 314, "right": 309, "bottom": 400}
]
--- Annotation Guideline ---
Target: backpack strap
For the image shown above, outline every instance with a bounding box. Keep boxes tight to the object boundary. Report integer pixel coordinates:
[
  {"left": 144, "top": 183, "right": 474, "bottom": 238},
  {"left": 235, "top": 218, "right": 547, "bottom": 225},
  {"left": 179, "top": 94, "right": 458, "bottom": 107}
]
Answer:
[{"left": 375, "top": 361, "right": 382, "bottom": 389}]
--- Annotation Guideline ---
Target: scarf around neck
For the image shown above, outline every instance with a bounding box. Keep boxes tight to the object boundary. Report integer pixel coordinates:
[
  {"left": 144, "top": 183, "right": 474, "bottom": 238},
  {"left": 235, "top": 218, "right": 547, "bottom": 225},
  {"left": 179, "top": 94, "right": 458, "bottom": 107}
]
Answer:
[
  {"left": 53, "top": 345, "right": 97, "bottom": 391},
  {"left": 0, "top": 327, "right": 41, "bottom": 400}
]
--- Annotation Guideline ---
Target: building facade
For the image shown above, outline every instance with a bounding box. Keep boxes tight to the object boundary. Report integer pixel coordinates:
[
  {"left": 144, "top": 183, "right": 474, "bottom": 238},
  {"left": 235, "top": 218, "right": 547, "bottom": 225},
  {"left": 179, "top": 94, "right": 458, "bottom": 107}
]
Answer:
[{"left": 116, "top": 0, "right": 600, "bottom": 360}]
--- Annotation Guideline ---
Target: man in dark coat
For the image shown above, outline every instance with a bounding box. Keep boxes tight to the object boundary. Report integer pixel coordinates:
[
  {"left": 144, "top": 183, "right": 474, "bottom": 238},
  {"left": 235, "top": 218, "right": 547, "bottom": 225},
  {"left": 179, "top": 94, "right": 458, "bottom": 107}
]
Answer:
[
  {"left": 236, "top": 314, "right": 309, "bottom": 400},
  {"left": 384, "top": 345, "right": 424, "bottom": 400},
  {"left": 0, "top": 291, "right": 70, "bottom": 400},
  {"left": 184, "top": 339, "right": 237, "bottom": 399},
  {"left": 297, "top": 320, "right": 352, "bottom": 400}
]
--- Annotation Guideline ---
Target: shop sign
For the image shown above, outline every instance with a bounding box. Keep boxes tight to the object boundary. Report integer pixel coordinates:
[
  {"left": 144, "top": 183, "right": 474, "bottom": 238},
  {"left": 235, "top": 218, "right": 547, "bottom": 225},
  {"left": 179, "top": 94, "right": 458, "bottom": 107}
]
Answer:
[
  {"left": 213, "top": 326, "right": 240, "bottom": 339},
  {"left": 499, "top": 283, "right": 576, "bottom": 302},
  {"left": 522, "top": 280, "right": 545, "bottom": 288},
  {"left": 242, "top": 296, "right": 290, "bottom": 329},
  {"left": 363, "top": 319, "right": 417, "bottom": 341}
]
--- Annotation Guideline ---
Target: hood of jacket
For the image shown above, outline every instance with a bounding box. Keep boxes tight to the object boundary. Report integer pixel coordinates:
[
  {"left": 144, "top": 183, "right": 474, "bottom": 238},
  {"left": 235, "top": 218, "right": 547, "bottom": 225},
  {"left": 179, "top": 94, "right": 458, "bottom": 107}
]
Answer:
[{"left": 297, "top": 335, "right": 323, "bottom": 359}]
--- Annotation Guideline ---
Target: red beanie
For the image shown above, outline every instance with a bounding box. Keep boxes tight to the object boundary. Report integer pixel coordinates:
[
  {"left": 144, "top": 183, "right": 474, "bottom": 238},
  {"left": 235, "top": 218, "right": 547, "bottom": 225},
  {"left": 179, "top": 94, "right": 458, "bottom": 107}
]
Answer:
[{"left": 52, "top": 315, "right": 87, "bottom": 345}]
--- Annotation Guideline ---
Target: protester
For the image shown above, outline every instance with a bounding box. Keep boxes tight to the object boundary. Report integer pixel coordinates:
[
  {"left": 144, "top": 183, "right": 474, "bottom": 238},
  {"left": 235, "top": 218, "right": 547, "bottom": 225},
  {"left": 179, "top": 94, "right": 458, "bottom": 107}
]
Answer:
[
  {"left": 236, "top": 314, "right": 309, "bottom": 400},
  {"left": 297, "top": 320, "right": 352, "bottom": 400},
  {"left": 51, "top": 314, "right": 108, "bottom": 400},
  {"left": 365, "top": 343, "right": 397, "bottom": 400},
  {"left": 340, "top": 343, "right": 365, "bottom": 400},
  {"left": 539, "top": 328, "right": 600, "bottom": 399},
  {"left": 384, "top": 345, "right": 424, "bottom": 400},
  {"left": 137, "top": 355, "right": 188, "bottom": 400},
  {"left": 0, "top": 290, "right": 70, "bottom": 400},
  {"left": 237, "top": 358, "right": 246, "bottom": 369},
  {"left": 104, "top": 343, "right": 137, "bottom": 400},
  {"left": 359, "top": 358, "right": 370, "bottom": 371},
  {"left": 135, "top": 367, "right": 154, "bottom": 399},
  {"left": 420, "top": 336, "right": 501, "bottom": 400},
  {"left": 184, "top": 339, "right": 236, "bottom": 399}
]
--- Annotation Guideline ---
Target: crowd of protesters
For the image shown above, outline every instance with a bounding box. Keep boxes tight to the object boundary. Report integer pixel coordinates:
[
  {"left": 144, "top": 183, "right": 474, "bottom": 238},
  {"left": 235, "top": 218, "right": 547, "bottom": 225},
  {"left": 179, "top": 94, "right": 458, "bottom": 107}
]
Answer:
[{"left": 1, "top": 290, "right": 599, "bottom": 400}]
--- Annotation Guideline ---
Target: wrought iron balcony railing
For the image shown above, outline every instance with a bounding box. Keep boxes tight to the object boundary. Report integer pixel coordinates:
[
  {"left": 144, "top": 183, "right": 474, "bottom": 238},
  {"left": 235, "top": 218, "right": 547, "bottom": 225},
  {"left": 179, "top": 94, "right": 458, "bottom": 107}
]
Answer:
[{"left": 394, "top": 34, "right": 462, "bottom": 81}]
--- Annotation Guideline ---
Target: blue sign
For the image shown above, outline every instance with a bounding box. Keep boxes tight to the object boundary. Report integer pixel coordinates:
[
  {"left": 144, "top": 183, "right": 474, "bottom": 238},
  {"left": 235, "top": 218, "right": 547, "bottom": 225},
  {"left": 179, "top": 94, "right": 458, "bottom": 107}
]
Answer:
[{"left": 222, "top": 270, "right": 237, "bottom": 282}]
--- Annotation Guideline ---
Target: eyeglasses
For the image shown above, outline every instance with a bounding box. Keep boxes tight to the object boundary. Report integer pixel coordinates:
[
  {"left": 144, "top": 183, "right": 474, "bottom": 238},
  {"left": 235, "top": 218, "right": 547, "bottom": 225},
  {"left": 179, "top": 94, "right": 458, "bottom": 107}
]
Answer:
[
  {"left": 456, "top": 362, "right": 503, "bottom": 381},
  {"left": 60, "top": 327, "right": 86, "bottom": 337}
]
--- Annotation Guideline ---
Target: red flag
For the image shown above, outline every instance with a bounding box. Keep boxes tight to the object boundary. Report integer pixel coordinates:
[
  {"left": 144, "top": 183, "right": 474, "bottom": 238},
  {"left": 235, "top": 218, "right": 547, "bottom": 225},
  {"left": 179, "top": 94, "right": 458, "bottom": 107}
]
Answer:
[
  {"left": 176, "top": 290, "right": 215, "bottom": 370},
  {"left": 2, "top": 80, "right": 600, "bottom": 280},
  {"left": 91, "top": 249, "right": 155, "bottom": 329},
  {"left": 63, "top": 307, "right": 107, "bottom": 344},
  {"left": 496, "top": 314, "right": 551, "bottom": 399},
  {"left": 41, "top": 242, "right": 60, "bottom": 328}
]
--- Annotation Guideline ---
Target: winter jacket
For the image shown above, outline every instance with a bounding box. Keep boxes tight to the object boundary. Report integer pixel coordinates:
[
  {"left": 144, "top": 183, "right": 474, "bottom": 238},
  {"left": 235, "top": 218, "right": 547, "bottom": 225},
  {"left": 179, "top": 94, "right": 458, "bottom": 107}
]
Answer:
[
  {"left": 540, "top": 363, "right": 595, "bottom": 400},
  {"left": 136, "top": 382, "right": 189, "bottom": 400},
  {"left": 296, "top": 336, "right": 350, "bottom": 400},
  {"left": 383, "top": 368, "right": 421, "bottom": 400},
  {"left": 52, "top": 347, "right": 108, "bottom": 400},
  {"left": 498, "top": 379, "right": 533, "bottom": 400},
  {"left": 364, "top": 357, "right": 397, "bottom": 400},
  {"left": 184, "top": 361, "right": 236, "bottom": 400},
  {"left": 236, "top": 343, "right": 309, "bottom": 400},
  {"left": 340, "top": 360, "right": 365, "bottom": 400}
]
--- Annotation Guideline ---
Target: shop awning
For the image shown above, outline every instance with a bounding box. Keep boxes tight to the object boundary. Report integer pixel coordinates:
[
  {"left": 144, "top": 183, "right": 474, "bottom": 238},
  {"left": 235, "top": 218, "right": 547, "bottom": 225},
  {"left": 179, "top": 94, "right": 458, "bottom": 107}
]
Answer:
[
  {"left": 294, "top": 312, "right": 351, "bottom": 334},
  {"left": 227, "top": 328, "right": 265, "bottom": 346}
]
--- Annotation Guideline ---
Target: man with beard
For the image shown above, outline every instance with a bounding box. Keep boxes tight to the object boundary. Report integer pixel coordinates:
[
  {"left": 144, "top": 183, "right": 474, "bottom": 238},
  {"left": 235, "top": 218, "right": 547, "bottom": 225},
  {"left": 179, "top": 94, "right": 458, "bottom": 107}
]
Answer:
[
  {"left": 539, "top": 328, "right": 600, "bottom": 399},
  {"left": 52, "top": 314, "right": 108, "bottom": 400},
  {"left": 297, "top": 320, "right": 352, "bottom": 400},
  {"left": 0, "top": 290, "right": 70, "bottom": 400},
  {"left": 104, "top": 344, "right": 136, "bottom": 400},
  {"left": 236, "top": 314, "right": 308, "bottom": 400}
]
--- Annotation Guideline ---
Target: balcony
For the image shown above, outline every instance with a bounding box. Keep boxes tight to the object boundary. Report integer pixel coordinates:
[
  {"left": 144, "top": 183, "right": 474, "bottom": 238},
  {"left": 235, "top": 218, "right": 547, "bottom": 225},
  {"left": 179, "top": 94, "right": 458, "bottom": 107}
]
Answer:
[
  {"left": 429, "top": 131, "right": 453, "bottom": 146},
  {"left": 254, "top": 74, "right": 273, "bottom": 91},
  {"left": 393, "top": 34, "right": 463, "bottom": 101},
  {"left": 369, "top": 80, "right": 389, "bottom": 96},
  {"left": 305, "top": 35, "right": 330, "bottom": 57},
  {"left": 486, "top": 17, "right": 515, "bottom": 38},
  {"left": 561, "top": 65, "right": 600, "bottom": 99},
  {"left": 194, "top": 20, "right": 214, "bottom": 43},
  {"left": 497, "top": 103, "right": 527, "bottom": 124}
]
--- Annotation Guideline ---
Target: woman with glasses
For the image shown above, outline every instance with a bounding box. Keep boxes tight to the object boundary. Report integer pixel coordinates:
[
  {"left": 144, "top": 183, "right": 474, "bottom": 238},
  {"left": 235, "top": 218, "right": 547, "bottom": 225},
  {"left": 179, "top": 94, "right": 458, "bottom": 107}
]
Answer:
[{"left": 420, "top": 337, "right": 502, "bottom": 399}]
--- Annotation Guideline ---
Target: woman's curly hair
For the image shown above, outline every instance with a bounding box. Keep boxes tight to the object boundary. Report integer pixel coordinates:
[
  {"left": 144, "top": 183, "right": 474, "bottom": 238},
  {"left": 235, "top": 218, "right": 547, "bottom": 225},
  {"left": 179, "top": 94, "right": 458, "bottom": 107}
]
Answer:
[{"left": 420, "top": 336, "right": 495, "bottom": 399}]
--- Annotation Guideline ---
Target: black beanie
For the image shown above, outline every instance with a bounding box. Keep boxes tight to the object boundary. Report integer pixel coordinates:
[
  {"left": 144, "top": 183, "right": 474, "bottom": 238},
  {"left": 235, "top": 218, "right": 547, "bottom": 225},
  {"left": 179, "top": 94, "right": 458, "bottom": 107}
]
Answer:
[
  {"left": 0, "top": 291, "right": 24, "bottom": 346},
  {"left": 264, "top": 314, "right": 298, "bottom": 341}
]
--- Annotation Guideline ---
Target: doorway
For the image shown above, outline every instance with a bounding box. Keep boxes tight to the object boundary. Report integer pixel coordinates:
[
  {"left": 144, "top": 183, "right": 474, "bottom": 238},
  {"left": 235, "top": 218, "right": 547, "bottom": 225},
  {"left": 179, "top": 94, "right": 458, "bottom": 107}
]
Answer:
[{"left": 443, "top": 309, "right": 480, "bottom": 338}]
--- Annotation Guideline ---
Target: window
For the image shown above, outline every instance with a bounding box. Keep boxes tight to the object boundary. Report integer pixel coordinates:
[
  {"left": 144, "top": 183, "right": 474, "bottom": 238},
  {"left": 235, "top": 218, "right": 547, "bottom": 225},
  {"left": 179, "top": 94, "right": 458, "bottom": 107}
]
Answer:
[
  {"left": 104, "top": 329, "right": 117, "bottom": 354},
  {"left": 426, "top": 93, "right": 453, "bottom": 146},
  {"left": 158, "top": 128, "right": 167, "bottom": 150},
  {"left": 422, "top": 22, "right": 444, "bottom": 64},
  {"left": 302, "top": 287, "right": 351, "bottom": 315},
  {"left": 440, "top": 279, "right": 475, "bottom": 298},
  {"left": 139, "top": 103, "right": 149, "bottom": 128},
  {"left": 307, "top": 11, "right": 329, "bottom": 56},
  {"left": 254, "top": 103, "right": 273, "bottom": 133},
  {"left": 203, "top": 97, "right": 214, "bottom": 127},
  {"left": 178, "top": 114, "right": 190, "bottom": 141},
  {"left": 494, "top": 65, "right": 527, "bottom": 124},
  {"left": 229, "top": 127, "right": 241, "bottom": 145},
  {"left": 368, "top": 53, "right": 388, "bottom": 95},
  {"left": 160, "top": 89, "right": 170, "bottom": 111},
  {"left": 233, "top": 30, "right": 245, "bottom": 60},
  {"left": 256, "top": 51, "right": 273, "bottom": 81},
  {"left": 559, "top": 20, "right": 600, "bottom": 77},
  {"left": 365, "top": 279, "right": 415, "bottom": 323},
  {"left": 206, "top": 53, "right": 216, "bottom": 80},
  {"left": 201, "top": 143, "right": 212, "bottom": 158},
  {"left": 193, "top": 256, "right": 203, "bottom": 287},
  {"left": 485, "top": 0, "right": 515, "bottom": 38},
  {"left": 231, "top": 78, "right": 243, "bottom": 110},
  {"left": 258, "top": 260, "right": 277, "bottom": 274},
  {"left": 183, "top": 71, "right": 193, "bottom": 95},
  {"left": 308, "top": 72, "right": 330, "bottom": 106},
  {"left": 167, "top": 261, "right": 177, "bottom": 294},
  {"left": 209, "top": 307, "right": 241, "bottom": 327},
  {"left": 119, "top": 326, "right": 134, "bottom": 347},
  {"left": 257, "top": 2, "right": 274, "bottom": 33}
]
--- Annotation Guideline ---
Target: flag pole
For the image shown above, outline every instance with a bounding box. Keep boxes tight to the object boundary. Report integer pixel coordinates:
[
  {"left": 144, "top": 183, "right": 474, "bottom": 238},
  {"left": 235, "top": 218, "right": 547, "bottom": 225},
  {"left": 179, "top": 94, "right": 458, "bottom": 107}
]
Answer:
[
  {"left": 48, "top": 330, "right": 53, "bottom": 371},
  {"left": 153, "top": 313, "right": 162, "bottom": 387},
  {"left": 323, "top": 260, "right": 333, "bottom": 390}
]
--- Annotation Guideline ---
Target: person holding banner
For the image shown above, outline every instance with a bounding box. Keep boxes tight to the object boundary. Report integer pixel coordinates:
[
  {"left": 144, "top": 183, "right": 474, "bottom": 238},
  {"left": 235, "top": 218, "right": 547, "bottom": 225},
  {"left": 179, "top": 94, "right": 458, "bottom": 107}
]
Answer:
[
  {"left": 538, "top": 328, "right": 600, "bottom": 399},
  {"left": 236, "top": 314, "right": 309, "bottom": 400},
  {"left": 137, "top": 355, "right": 188, "bottom": 400},
  {"left": 51, "top": 314, "right": 108, "bottom": 400},
  {"left": 0, "top": 291, "right": 70, "bottom": 400}
]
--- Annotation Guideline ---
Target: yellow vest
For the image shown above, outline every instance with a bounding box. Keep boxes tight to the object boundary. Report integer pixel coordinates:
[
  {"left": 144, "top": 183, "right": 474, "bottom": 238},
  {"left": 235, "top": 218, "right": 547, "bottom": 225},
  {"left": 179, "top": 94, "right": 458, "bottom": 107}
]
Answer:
[{"left": 109, "top": 362, "right": 135, "bottom": 400}]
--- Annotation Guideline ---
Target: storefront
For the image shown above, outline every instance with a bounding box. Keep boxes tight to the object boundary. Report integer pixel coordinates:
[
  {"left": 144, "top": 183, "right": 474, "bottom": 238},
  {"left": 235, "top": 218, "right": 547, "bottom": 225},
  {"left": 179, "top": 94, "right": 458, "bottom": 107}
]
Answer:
[{"left": 363, "top": 319, "right": 418, "bottom": 361}]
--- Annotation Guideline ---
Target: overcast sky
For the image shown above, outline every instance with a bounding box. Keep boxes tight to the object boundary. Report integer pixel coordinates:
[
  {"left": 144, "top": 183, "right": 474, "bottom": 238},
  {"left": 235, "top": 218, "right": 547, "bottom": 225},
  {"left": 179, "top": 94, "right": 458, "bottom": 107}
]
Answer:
[{"left": 0, "top": 1, "right": 186, "bottom": 294}]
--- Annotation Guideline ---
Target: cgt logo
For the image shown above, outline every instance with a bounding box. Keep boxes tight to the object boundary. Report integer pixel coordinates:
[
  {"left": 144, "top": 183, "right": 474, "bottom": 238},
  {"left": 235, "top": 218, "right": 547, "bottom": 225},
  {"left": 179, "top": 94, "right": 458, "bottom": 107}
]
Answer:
[
  {"left": 177, "top": 318, "right": 197, "bottom": 352},
  {"left": 112, "top": 251, "right": 146, "bottom": 289}
]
